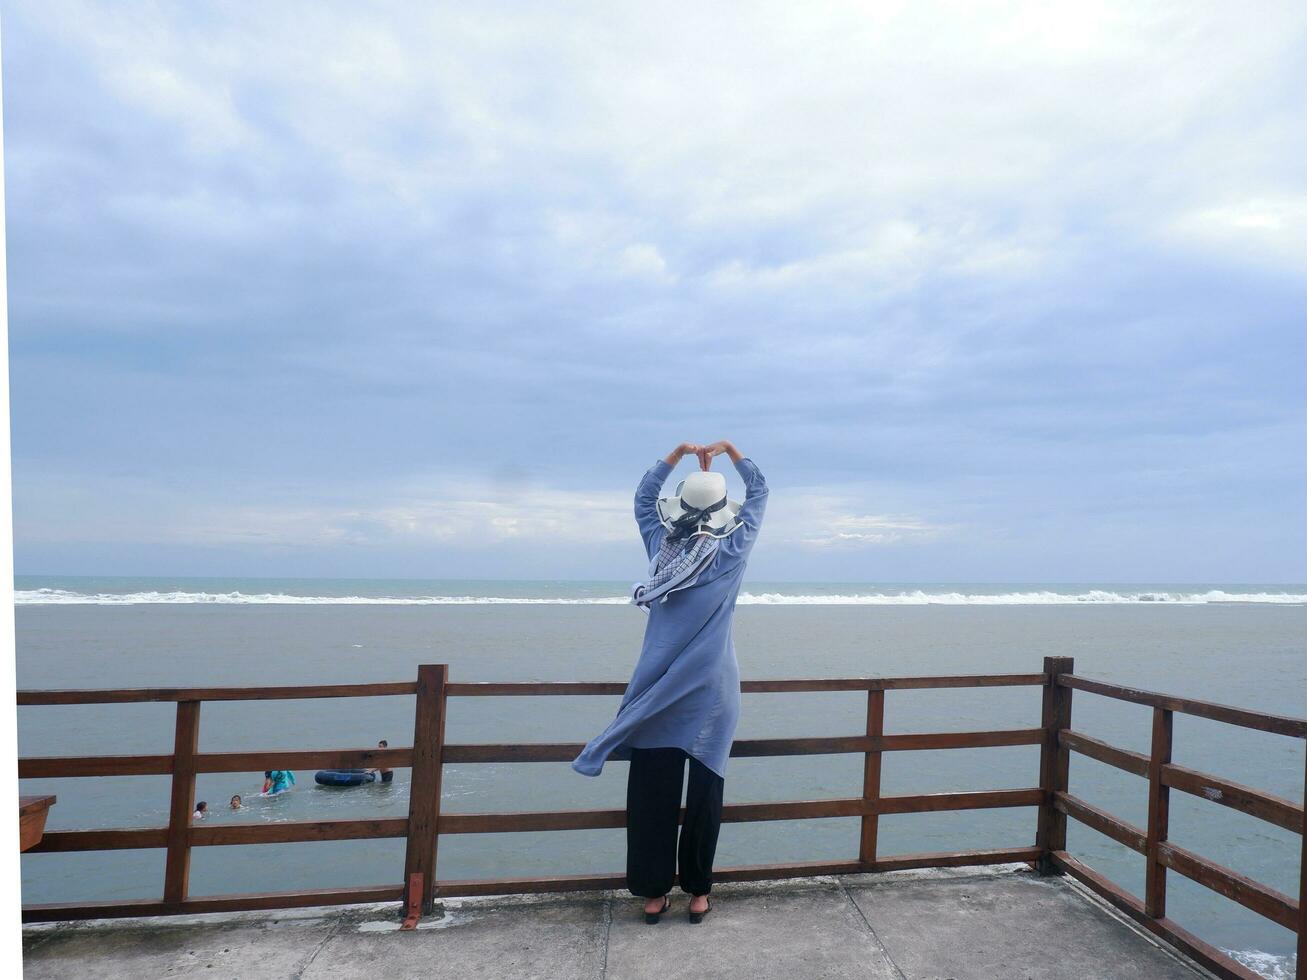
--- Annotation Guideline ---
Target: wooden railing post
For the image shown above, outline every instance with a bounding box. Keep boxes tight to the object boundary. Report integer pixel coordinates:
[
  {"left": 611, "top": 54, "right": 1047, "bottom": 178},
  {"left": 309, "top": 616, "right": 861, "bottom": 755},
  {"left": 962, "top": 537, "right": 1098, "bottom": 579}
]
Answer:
[
  {"left": 1036, "top": 657, "right": 1074, "bottom": 874},
  {"left": 403, "top": 664, "right": 449, "bottom": 915},
  {"left": 1145, "top": 706, "right": 1173, "bottom": 919},
  {"left": 1295, "top": 742, "right": 1305, "bottom": 978},
  {"left": 858, "top": 689, "right": 885, "bottom": 869},
  {"left": 163, "top": 700, "right": 201, "bottom": 905}
]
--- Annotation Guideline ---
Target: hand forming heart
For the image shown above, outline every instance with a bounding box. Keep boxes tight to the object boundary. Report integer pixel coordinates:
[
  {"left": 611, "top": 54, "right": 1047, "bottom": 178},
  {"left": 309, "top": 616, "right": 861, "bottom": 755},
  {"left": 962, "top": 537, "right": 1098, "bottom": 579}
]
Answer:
[
  {"left": 696, "top": 441, "right": 734, "bottom": 470},
  {"left": 666, "top": 441, "right": 739, "bottom": 470}
]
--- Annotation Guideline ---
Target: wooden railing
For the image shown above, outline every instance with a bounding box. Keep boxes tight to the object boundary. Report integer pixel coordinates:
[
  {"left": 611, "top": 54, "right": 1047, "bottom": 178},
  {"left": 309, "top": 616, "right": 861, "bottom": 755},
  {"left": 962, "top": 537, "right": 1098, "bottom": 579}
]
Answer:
[
  {"left": 16, "top": 659, "right": 1305, "bottom": 979},
  {"left": 1037, "top": 658, "right": 1306, "bottom": 980}
]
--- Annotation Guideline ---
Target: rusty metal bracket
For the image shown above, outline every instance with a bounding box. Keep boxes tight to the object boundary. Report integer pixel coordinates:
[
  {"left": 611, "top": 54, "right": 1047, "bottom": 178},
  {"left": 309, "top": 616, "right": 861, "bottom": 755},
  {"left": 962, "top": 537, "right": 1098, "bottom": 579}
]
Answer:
[{"left": 400, "top": 872, "right": 424, "bottom": 929}]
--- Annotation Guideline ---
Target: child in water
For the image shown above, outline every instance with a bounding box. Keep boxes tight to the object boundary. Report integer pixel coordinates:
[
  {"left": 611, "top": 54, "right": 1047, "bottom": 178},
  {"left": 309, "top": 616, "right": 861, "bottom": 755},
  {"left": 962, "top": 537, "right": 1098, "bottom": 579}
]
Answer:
[
  {"left": 192, "top": 801, "right": 208, "bottom": 819},
  {"left": 229, "top": 795, "right": 243, "bottom": 810},
  {"left": 368, "top": 740, "right": 395, "bottom": 784},
  {"left": 262, "top": 770, "right": 296, "bottom": 795}
]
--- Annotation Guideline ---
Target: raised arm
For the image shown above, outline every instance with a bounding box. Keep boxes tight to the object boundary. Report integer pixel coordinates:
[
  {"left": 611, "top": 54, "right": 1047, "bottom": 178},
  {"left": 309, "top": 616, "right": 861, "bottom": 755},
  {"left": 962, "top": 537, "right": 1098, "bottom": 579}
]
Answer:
[
  {"left": 635, "top": 443, "right": 698, "bottom": 558},
  {"left": 699, "top": 440, "right": 768, "bottom": 564}
]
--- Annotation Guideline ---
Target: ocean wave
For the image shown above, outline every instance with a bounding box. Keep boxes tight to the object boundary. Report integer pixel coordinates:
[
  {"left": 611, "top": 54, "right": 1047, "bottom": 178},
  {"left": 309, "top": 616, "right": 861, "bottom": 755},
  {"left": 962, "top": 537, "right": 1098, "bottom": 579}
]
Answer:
[
  {"left": 14, "top": 587, "right": 1307, "bottom": 605},
  {"left": 737, "top": 589, "right": 1307, "bottom": 605},
  {"left": 1224, "top": 948, "right": 1296, "bottom": 980},
  {"left": 14, "top": 588, "right": 631, "bottom": 605}
]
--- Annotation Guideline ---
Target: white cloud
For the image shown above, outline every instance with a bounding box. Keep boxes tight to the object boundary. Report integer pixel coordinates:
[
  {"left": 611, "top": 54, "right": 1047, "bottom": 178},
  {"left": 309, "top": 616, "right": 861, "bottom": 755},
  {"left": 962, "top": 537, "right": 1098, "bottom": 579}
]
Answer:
[
  {"left": 22, "top": 0, "right": 1307, "bottom": 282},
  {"left": 15, "top": 472, "right": 635, "bottom": 550},
  {"left": 798, "top": 513, "right": 951, "bottom": 549},
  {"left": 1169, "top": 196, "right": 1307, "bottom": 272},
  {"left": 16, "top": 467, "right": 955, "bottom": 555},
  {"left": 755, "top": 489, "right": 953, "bottom": 549},
  {"left": 616, "top": 243, "right": 673, "bottom": 282}
]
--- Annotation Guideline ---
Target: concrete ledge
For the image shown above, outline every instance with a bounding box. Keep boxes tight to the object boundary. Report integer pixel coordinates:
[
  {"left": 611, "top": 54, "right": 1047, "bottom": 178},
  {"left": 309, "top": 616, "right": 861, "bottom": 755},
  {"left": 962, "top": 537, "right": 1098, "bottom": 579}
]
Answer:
[{"left": 23, "top": 865, "right": 1218, "bottom": 980}]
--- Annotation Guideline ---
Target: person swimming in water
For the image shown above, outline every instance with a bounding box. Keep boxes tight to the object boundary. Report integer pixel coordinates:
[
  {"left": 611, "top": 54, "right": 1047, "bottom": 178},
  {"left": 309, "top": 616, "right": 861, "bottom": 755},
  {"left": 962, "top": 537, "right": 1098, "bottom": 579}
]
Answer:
[
  {"left": 229, "top": 795, "right": 243, "bottom": 810},
  {"left": 262, "top": 770, "right": 296, "bottom": 795},
  {"left": 367, "top": 740, "right": 394, "bottom": 784}
]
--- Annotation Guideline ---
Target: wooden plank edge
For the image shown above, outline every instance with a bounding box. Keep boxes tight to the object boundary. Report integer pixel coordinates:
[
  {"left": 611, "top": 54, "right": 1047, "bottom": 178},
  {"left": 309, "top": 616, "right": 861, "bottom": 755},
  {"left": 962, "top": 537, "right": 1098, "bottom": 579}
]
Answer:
[
  {"left": 1162, "top": 763, "right": 1303, "bottom": 835},
  {"left": 21, "top": 885, "right": 405, "bottom": 923},
  {"left": 440, "top": 790, "right": 1042, "bottom": 834},
  {"left": 19, "top": 755, "right": 174, "bottom": 778},
  {"left": 192, "top": 818, "right": 410, "bottom": 847},
  {"left": 28, "top": 828, "right": 169, "bottom": 853},
  {"left": 29, "top": 791, "right": 1044, "bottom": 853},
  {"left": 1059, "top": 729, "right": 1149, "bottom": 778},
  {"left": 18, "top": 683, "right": 417, "bottom": 705},
  {"left": 1056, "top": 675, "right": 1307, "bottom": 739},
  {"left": 1157, "top": 841, "right": 1299, "bottom": 931},
  {"left": 1053, "top": 792, "right": 1147, "bottom": 853},
  {"left": 444, "top": 674, "right": 1046, "bottom": 696},
  {"left": 443, "top": 730, "right": 1044, "bottom": 764},
  {"left": 33, "top": 819, "right": 411, "bottom": 852},
  {"left": 19, "top": 748, "right": 412, "bottom": 778}
]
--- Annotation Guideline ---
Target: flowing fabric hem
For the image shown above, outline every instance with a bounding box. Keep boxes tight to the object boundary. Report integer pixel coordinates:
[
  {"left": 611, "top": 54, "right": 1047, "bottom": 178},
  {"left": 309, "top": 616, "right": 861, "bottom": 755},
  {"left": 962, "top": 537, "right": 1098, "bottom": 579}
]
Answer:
[{"left": 571, "top": 738, "right": 728, "bottom": 781}]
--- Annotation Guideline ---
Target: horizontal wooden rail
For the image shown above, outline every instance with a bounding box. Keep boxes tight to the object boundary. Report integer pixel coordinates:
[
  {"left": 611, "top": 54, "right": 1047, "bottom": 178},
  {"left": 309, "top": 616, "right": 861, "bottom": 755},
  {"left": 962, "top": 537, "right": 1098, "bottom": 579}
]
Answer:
[
  {"left": 1059, "top": 730, "right": 1305, "bottom": 833},
  {"left": 1058, "top": 729, "right": 1150, "bottom": 777},
  {"left": 1162, "top": 763, "right": 1304, "bottom": 834},
  {"left": 29, "top": 789, "right": 1042, "bottom": 851},
  {"left": 445, "top": 673, "right": 1046, "bottom": 696},
  {"left": 17, "top": 682, "right": 417, "bottom": 706},
  {"left": 1157, "top": 840, "right": 1299, "bottom": 931},
  {"left": 194, "top": 748, "right": 411, "bottom": 774},
  {"left": 191, "top": 818, "right": 410, "bottom": 847},
  {"left": 1057, "top": 675, "right": 1307, "bottom": 738},
  {"left": 15, "top": 674, "right": 1047, "bottom": 707},
  {"left": 21, "top": 884, "right": 406, "bottom": 923},
  {"left": 19, "top": 747, "right": 411, "bottom": 779},
  {"left": 442, "top": 729, "right": 1043, "bottom": 764},
  {"left": 18, "top": 755, "right": 175, "bottom": 778},
  {"left": 1050, "top": 851, "right": 1261, "bottom": 980},
  {"left": 16, "top": 729, "right": 1046, "bottom": 776},
  {"left": 440, "top": 789, "right": 1042, "bottom": 834},
  {"left": 1053, "top": 792, "right": 1147, "bottom": 853},
  {"left": 29, "top": 827, "right": 170, "bottom": 853},
  {"left": 32, "top": 819, "right": 413, "bottom": 853}
]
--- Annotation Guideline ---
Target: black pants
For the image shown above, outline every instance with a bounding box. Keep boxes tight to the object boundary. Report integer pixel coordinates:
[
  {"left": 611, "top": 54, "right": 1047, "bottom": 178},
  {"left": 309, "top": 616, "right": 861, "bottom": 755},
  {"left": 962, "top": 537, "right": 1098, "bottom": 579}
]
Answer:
[{"left": 625, "top": 746, "right": 724, "bottom": 898}]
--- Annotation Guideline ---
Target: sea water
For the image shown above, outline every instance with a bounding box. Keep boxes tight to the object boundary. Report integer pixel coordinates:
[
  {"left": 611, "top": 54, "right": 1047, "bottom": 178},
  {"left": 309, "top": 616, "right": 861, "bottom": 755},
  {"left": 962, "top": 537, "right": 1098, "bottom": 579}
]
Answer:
[{"left": 15, "top": 577, "right": 1305, "bottom": 978}]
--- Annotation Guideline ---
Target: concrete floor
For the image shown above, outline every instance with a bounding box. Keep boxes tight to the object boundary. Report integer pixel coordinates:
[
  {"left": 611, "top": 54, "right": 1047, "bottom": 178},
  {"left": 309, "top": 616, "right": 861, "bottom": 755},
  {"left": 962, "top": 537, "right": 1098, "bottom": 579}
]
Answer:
[{"left": 23, "top": 865, "right": 1216, "bottom": 980}]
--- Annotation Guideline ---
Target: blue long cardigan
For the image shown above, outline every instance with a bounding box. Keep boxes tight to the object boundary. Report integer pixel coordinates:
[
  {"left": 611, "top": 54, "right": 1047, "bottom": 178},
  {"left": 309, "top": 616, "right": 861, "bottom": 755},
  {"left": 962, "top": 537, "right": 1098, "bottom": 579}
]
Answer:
[{"left": 571, "top": 456, "right": 768, "bottom": 780}]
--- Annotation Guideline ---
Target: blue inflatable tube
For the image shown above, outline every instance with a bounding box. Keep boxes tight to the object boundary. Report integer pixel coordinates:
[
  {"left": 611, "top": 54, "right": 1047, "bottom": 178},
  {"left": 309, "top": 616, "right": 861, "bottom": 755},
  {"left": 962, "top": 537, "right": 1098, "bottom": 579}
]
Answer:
[{"left": 314, "top": 768, "right": 377, "bottom": 787}]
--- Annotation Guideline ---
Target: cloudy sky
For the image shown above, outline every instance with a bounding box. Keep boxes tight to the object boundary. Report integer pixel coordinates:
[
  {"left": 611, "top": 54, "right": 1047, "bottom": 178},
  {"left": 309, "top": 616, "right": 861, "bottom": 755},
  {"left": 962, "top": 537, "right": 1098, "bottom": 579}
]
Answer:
[{"left": 4, "top": 1, "right": 1305, "bottom": 582}]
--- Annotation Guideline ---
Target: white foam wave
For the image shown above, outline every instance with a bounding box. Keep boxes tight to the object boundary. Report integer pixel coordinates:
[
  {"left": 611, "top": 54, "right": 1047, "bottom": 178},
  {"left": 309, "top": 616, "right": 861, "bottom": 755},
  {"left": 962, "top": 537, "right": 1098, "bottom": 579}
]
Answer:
[
  {"left": 1224, "top": 948, "right": 1296, "bottom": 980},
  {"left": 14, "top": 587, "right": 1307, "bottom": 606},
  {"left": 737, "top": 589, "right": 1307, "bottom": 605},
  {"left": 14, "top": 588, "right": 631, "bottom": 605}
]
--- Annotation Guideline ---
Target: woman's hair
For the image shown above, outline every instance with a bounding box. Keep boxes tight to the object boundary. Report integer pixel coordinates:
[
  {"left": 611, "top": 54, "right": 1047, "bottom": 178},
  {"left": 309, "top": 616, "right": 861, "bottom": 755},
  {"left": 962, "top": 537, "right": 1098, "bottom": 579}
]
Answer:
[{"left": 264, "top": 771, "right": 273, "bottom": 778}]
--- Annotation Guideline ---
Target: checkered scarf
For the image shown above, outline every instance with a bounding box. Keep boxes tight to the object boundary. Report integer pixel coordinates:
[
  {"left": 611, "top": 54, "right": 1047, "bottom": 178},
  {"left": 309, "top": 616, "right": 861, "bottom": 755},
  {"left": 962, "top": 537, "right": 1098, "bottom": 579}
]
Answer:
[{"left": 631, "top": 532, "right": 719, "bottom": 610}]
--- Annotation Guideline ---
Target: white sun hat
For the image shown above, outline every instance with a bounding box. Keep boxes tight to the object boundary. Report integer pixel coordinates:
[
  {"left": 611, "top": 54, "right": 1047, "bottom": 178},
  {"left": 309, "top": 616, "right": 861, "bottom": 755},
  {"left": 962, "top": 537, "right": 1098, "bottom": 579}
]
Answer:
[{"left": 656, "top": 470, "right": 743, "bottom": 539}]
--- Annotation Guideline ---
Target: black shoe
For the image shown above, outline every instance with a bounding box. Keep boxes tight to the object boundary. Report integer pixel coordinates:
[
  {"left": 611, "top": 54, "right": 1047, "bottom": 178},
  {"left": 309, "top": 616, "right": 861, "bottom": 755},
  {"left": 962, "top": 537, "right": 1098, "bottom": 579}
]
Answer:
[
  {"left": 688, "top": 896, "right": 712, "bottom": 924},
  {"left": 644, "top": 895, "right": 670, "bottom": 924}
]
